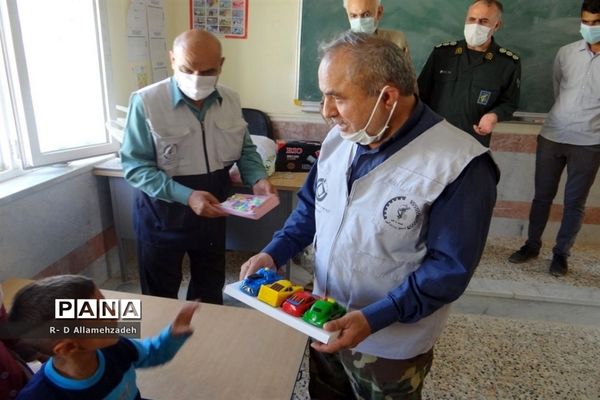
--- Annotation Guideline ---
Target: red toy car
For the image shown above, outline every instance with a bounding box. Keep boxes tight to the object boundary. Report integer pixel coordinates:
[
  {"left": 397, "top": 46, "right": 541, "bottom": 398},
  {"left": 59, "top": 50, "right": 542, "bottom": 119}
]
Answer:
[{"left": 282, "top": 291, "right": 318, "bottom": 317}]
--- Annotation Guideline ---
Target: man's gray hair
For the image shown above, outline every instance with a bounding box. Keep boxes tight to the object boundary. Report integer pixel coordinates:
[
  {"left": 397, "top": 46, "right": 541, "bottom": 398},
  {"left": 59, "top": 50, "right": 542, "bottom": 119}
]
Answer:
[
  {"left": 318, "top": 31, "right": 416, "bottom": 97},
  {"left": 342, "top": 0, "right": 381, "bottom": 9},
  {"left": 472, "top": 0, "right": 503, "bottom": 18}
]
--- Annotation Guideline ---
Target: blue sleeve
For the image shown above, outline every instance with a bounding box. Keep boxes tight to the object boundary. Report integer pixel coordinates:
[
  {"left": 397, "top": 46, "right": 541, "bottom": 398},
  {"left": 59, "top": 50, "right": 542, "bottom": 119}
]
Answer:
[
  {"left": 362, "top": 153, "right": 499, "bottom": 331},
  {"left": 262, "top": 163, "right": 318, "bottom": 267},
  {"left": 15, "top": 374, "right": 55, "bottom": 400},
  {"left": 130, "top": 325, "right": 191, "bottom": 368},
  {"left": 237, "top": 130, "right": 268, "bottom": 186},
  {"left": 119, "top": 94, "right": 193, "bottom": 205}
]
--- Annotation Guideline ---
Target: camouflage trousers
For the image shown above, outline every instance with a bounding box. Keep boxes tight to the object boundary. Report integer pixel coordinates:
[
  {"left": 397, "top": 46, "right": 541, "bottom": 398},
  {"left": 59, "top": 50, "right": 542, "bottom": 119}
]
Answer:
[{"left": 309, "top": 345, "right": 434, "bottom": 400}]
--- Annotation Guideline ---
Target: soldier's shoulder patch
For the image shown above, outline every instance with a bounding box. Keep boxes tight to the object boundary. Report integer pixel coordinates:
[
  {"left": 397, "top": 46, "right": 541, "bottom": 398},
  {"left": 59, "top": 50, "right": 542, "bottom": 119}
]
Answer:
[
  {"left": 498, "top": 47, "right": 520, "bottom": 62},
  {"left": 436, "top": 41, "right": 458, "bottom": 49}
]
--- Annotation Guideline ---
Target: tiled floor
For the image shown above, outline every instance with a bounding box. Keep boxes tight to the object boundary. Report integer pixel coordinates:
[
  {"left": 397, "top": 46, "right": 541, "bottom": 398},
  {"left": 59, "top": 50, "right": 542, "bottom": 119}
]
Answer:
[{"left": 101, "top": 238, "right": 600, "bottom": 399}]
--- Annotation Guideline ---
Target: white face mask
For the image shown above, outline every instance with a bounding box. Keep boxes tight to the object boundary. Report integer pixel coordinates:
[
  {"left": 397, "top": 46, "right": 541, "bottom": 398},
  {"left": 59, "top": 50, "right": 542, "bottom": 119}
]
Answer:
[
  {"left": 349, "top": 17, "right": 377, "bottom": 34},
  {"left": 174, "top": 70, "right": 218, "bottom": 100},
  {"left": 464, "top": 23, "right": 492, "bottom": 47},
  {"left": 339, "top": 86, "right": 398, "bottom": 145}
]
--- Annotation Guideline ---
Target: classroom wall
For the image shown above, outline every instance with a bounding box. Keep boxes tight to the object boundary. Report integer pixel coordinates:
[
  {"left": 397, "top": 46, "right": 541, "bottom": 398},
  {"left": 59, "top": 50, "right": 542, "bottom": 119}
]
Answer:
[
  {"left": 173, "top": 1, "right": 600, "bottom": 242},
  {"left": 0, "top": 170, "right": 118, "bottom": 281},
  {"left": 3, "top": 0, "right": 594, "bottom": 283},
  {"left": 0, "top": 1, "right": 138, "bottom": 282},
  {"left": 0, "top": 0, "right": 305, "bottom": 282},
  {"left": 108, "top": 0, "right": 315, "bottom": 121}
]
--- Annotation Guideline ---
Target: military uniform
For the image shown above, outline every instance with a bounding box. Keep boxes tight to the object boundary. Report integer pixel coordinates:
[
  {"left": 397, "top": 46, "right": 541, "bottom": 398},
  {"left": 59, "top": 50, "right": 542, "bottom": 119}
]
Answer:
[{"left": 417, "top": 39, "right": 521, "bottom": 147}]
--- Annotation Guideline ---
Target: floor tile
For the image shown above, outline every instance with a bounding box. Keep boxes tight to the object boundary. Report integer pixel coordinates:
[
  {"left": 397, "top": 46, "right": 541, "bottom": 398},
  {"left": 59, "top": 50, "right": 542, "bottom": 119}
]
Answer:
[{"left": 99, "top": 240, "right": 600, "bottom": 399}]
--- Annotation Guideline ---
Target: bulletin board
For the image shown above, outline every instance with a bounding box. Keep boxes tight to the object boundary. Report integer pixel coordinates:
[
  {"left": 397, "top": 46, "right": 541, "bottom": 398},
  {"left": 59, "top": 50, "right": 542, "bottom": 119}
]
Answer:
[{"left": 189, "top": 0, "right": 248, "bottom": 39}]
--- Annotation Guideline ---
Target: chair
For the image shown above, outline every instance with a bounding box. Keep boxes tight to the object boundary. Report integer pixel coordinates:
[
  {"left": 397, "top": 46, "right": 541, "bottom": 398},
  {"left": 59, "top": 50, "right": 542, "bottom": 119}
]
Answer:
[{"left": 242, "top": 108, "right": 274, "bottom": 139}]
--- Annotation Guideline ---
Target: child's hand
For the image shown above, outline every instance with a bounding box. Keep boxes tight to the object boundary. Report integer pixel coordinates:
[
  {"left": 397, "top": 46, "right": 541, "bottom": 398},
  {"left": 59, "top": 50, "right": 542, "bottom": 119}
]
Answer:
[{"left": 171, "top": 302, "right": 199, "bottom": 336}]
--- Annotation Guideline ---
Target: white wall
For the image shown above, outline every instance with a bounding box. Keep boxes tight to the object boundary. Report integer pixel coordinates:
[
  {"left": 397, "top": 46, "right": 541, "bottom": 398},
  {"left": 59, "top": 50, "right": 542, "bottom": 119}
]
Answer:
[
  {"left": 0, "top": 170, "right": 115, "bottom": 280},
  {"left": 109, "top": 0, "right": 317, "bottom": 121},
  {"left": 167, "top": 0, "right": 307, "bottom": 119}
]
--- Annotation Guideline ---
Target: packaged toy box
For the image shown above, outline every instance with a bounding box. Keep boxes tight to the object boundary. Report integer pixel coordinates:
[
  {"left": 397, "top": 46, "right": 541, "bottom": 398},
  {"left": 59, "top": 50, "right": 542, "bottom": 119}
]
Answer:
[
  {"left": 275, "top": 140, "right": 321, "bottom": 172},
  {"left": 219, "top": 194, "right": 279, "bottom": 220}
]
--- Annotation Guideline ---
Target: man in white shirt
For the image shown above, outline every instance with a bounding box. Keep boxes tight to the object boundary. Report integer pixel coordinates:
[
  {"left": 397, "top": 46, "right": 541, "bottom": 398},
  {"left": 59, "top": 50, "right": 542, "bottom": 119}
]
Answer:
[{"left": 508, "top": 0, "right": 600, "bottom": 276}]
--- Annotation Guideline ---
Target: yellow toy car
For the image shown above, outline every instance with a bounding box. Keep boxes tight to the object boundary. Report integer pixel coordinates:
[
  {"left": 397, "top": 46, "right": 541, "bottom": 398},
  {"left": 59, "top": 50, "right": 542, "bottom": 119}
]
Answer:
[{"left": 257, "top": 279, "right": 303, "bottom": 307}]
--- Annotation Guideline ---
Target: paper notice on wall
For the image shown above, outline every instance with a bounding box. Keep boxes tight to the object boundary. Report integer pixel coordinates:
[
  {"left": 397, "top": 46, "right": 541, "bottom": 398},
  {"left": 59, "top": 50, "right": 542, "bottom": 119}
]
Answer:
[
  {"left": 127, "top": 0, "right": 147, "bottom": 37},
  {"left": 127, "top": 36, "right": 149, "bottom": 63},
  {"left": 147, "top": 6, "right": 165, "bottom": 38},
  {"left": 131, "top": 64, "right": 149, "bottom": 89},
  {"left": 149, "top": 38, "right": 168, "bottom": 69},
  {"left": 147, "top": 0, "right": 164, "bottom": 7},
  {"left": 127, "top": 0, "right": 168, "bottom": 86}
]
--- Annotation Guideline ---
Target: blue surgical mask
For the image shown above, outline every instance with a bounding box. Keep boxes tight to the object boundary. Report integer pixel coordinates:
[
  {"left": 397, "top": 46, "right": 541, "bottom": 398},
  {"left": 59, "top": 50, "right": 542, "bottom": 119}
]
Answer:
[
  {"left": 349, "top": 17, "right": 377, "bottom": 34},
  {"left": 580, "top": 23, "right": 600, "bottom": 45}
]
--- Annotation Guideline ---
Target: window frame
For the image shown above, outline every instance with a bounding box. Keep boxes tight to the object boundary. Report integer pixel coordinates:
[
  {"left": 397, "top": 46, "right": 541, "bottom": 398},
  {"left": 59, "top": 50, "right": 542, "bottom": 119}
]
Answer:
[
  {"left": 0, "top": 0, "right": 118, "bottom": 171},
  {"left": 0, "top": 5, "right": 22, "bottom": 182}
]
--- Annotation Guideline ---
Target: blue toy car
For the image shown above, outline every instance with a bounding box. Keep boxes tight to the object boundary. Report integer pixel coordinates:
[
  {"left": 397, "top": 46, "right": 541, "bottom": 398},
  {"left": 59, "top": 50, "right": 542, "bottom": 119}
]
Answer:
[{"left": 239, "top": 267, "right": 280, "bottom": 297}]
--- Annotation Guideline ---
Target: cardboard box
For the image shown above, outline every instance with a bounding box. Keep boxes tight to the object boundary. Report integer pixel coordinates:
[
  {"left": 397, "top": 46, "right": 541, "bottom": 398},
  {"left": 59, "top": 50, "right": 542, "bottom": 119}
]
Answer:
[{"left": 275, "top": 140, "right": 321, "bottom": 172}]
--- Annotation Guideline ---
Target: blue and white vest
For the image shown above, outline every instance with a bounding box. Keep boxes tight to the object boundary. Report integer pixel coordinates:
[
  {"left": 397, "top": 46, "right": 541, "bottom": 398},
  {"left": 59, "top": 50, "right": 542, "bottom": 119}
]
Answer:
[
  {"left": 314, "top": 121, "right": 488, "bottom": 359},
  {"left": 136, "top": 79, "right": 247, "bottom": 177}
]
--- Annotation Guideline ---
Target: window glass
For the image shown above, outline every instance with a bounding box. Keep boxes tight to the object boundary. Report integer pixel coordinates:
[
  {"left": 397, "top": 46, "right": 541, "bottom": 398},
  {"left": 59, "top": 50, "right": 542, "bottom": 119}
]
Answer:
[{"left": 16, "top": 0, "right": 108, "bottom": 153}]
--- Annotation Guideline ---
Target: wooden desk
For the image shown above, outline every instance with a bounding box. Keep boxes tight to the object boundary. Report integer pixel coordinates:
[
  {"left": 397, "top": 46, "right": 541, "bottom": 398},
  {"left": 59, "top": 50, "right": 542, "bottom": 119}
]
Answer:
[
  {"left": 92, "top": 157, "right": 308, "bottom": 188},
  {"left": 92, "top": 158, "right": 307, "bottom": 280},
  {"left": 110, "top": 290, "right": 308, "bottom": 400},
  {"left": 1, "top": 279, "right": 308, "bottom": 400}
]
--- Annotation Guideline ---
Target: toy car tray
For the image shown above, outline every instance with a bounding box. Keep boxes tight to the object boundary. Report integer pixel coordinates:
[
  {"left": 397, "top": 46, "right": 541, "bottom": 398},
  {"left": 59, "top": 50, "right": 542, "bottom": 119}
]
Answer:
[{"left": 224, "top": 281, "right": 337, "bottom": 344}]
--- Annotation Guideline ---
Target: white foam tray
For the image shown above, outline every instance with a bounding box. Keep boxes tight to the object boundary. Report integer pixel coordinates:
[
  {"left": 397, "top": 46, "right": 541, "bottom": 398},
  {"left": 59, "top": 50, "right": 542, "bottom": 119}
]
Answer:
[{"left": 224, "top": 281, "right": 337, "bottom": 344}]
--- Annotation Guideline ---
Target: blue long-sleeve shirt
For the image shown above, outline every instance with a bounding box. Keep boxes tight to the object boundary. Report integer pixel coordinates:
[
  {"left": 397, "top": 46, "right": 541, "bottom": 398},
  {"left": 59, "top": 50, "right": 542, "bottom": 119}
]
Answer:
[
  {"left": 16, "top": 325, "right": 191, "bottom": 400},
  {"left": 120, "top": 79, "right": 267, "bottom": 205},
  {"left": 264, "top": 101, "right": 499, "bottom": 333}
]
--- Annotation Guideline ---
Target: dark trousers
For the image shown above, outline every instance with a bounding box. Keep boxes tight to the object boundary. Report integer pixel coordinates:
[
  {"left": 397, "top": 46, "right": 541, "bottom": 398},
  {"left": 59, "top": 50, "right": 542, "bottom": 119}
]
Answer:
[
  {"left": 526, "top": 136, "right": 600, "bottom": 257},
  {"left": 137, "top": 241, "right": 226, "bottom": 304}
]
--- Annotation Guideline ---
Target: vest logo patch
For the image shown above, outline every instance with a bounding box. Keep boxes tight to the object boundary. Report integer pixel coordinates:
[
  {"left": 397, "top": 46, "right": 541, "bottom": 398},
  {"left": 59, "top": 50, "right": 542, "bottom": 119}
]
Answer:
[
  {"left": 163, "top": 144, "right": 178, "bottom": 160},
  {"left": 316, "top": 178, "right": 328, "bottom": 202},
  {"left": 477, "top": 90, "right": 492, "bottom": 106},
  {"left": 382, "top": 196, "right": 421, "bottom": 230}
]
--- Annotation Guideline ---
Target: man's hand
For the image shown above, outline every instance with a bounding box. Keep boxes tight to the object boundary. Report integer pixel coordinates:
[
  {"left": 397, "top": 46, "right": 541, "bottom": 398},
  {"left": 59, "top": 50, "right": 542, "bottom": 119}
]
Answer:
[
  {"left": 188, "top": 190, "right": 228, "bottom": 217},
  {"left": 473, "top": 112, "right": 498, "bottom": 136},
  {"left": 171, "top": 302, "right": 199, "bottom": 336},
  {"left": 310, "top": 310, "right": 372, "bottom": 353},
  {"left": 239, "top": 252, "right": 276, "bottom": 280},
  {"left": 252, "top": 178, "right": 277, "bottom": 196}
]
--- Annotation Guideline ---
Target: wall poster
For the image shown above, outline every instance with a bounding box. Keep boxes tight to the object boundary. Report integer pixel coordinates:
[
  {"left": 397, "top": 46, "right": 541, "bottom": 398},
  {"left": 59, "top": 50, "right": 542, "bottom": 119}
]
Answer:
[{"left": 189, "top": 0, "right": 248, "bottom": 39}]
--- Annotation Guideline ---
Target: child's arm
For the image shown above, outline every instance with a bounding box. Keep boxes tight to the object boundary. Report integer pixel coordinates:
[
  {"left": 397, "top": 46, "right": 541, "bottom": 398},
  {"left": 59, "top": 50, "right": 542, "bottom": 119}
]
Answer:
[{"left": 131, "top": 302, "right": 199, "bottom": 368}]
